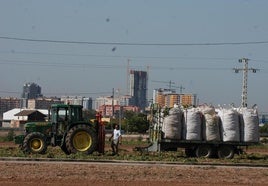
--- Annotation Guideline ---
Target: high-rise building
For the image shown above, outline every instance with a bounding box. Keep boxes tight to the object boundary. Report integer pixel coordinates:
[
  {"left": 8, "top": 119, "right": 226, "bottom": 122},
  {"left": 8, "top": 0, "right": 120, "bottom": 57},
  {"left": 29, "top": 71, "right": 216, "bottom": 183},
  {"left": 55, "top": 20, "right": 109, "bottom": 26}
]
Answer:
[
  {"left": 129, "top": 70, "right": 148, "bottom": 110},
  {"left": 22, "top": 82, "right": 42, "bottom": 99}
]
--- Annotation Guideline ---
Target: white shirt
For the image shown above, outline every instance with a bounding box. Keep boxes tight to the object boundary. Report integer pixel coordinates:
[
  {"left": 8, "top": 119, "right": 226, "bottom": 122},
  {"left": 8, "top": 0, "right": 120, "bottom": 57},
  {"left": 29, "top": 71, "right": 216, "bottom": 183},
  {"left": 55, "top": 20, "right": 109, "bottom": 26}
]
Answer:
[{"left": 113, "top": 129, "right": 121, "bottom": 140}]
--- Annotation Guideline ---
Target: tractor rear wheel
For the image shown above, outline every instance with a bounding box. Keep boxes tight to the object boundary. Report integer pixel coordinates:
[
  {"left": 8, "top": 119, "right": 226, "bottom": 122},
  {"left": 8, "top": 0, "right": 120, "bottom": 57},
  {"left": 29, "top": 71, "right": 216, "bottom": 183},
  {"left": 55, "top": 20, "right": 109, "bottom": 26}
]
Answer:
[
  {"left": 22, "top": 132, "right": 47, "bottom": 154},
  {"left": 65, "top": 124, "right": 97, "bottom": 154}
]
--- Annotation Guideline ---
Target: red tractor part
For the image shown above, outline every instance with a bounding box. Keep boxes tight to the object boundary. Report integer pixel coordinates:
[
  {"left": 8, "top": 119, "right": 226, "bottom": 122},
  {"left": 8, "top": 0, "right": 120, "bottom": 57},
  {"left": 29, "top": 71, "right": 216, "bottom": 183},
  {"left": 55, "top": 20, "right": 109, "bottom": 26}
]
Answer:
[{"left": 96, "top": 112, "right": 105, "bottom": 153}]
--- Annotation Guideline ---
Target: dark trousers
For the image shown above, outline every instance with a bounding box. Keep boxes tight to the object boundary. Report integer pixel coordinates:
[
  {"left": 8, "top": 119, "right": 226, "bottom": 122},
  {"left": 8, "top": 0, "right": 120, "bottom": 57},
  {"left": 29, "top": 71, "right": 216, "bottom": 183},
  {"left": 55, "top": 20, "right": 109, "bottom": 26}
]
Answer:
[{"left": 111, "top": 139, "right": 119, "bottom": 154}]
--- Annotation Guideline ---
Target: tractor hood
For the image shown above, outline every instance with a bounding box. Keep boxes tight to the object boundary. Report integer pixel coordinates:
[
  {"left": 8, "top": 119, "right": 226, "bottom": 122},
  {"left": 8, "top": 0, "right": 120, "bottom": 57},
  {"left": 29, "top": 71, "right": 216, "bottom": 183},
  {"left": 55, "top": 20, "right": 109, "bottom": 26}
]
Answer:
[{"left": 25, "top": 122, "right": 52, "bottom": 134}]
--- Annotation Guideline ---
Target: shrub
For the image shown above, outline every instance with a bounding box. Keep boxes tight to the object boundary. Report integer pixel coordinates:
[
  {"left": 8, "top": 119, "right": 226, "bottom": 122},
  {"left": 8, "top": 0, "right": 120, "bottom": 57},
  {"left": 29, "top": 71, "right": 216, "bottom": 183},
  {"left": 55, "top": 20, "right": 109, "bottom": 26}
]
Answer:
[{"left": 5, "top": 129, "right": 15, "bottom": 141}]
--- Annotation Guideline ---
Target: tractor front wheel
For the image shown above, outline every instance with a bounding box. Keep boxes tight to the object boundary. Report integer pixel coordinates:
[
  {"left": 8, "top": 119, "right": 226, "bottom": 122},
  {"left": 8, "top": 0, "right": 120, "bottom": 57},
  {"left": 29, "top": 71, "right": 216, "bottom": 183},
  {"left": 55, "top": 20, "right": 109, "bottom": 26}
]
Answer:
[
  {"left": 65, "top": 124, "right": 97, "bottom": 154},
  {"left": 22, "top": 132, "right": 47, "bottom": 154}
]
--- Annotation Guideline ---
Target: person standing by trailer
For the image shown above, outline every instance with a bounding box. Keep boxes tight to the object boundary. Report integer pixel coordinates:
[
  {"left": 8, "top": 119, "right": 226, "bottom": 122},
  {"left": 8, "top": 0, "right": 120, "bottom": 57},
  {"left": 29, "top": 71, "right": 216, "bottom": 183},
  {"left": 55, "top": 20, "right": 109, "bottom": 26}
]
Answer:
[{"left": 109, "top": 124, "right": 122, "bottom": 155}]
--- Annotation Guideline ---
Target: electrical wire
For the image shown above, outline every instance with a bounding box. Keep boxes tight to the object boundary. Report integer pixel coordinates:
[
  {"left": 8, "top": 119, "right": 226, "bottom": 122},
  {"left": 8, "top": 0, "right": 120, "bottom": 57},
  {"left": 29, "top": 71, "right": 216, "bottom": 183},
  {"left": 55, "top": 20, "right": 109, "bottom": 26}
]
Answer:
[{"left": 1, "top": 36, "right": 268, "bottom": 46}]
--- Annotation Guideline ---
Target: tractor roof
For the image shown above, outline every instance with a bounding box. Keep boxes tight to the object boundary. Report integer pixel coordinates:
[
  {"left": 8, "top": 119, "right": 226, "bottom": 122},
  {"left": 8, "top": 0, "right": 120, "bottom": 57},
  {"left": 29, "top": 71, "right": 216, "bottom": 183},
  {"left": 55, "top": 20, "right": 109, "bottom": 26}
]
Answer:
[{"left": 50, "top": 104, "right": 83, "bottom": 108}]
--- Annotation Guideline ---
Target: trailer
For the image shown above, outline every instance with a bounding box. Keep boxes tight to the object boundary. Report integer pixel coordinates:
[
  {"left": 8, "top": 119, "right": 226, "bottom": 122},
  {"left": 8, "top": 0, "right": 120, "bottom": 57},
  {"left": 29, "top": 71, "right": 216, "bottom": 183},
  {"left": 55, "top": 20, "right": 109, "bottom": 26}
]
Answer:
[{"left": 143, "top": 104, "right": 260, "bottom": 159}]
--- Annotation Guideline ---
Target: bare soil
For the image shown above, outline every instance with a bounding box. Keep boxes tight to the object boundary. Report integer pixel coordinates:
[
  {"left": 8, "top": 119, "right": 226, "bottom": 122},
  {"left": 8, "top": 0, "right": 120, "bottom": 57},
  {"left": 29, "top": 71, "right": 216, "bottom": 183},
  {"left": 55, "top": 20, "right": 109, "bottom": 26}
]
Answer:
[{"left": 0, "top": 141, "right": 268, "bottom": 186}]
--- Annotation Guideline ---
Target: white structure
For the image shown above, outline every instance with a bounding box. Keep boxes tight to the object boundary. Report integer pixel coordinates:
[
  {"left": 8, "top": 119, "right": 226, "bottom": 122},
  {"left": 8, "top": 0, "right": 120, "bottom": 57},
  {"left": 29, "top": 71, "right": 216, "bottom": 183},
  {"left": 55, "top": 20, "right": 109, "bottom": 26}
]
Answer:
[{"left": 3, "top": 108, "right": 48, "bottom": 128}]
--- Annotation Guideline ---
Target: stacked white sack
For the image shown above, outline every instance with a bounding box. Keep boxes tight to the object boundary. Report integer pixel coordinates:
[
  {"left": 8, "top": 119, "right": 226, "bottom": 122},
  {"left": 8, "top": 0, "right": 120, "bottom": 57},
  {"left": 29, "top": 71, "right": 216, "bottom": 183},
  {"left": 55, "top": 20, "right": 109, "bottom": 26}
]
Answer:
[
  {"left": 183, "top": 108, "right": 202, "bottom": 140},
  {"left": 239, "top": 108, "right": 259, "bottom": 142},
  {"left": 200, "top": 106, "right": 221, "bottom": 141},
  {"left": 162, "top": 107, "right": 183, "bottom": 139},
  {"left": 218, "top": 108, "right": 240, "bottom": 142}
]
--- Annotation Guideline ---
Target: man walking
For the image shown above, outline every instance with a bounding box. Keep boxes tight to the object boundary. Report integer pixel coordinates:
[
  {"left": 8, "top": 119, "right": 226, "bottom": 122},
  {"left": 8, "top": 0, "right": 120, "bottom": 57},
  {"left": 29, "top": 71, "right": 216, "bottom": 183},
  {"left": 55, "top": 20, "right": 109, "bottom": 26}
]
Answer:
[{"left": 109, "top": 124, "right": 122, "bottom": 155}]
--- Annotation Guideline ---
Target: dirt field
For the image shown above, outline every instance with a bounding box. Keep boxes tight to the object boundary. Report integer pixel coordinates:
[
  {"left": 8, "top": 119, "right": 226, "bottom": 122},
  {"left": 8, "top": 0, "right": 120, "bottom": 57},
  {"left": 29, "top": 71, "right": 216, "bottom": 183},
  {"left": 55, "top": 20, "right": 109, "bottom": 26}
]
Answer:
[
  {"left": 1, "top": 160, "right": 268, "bottom": 186},
  {"left": 0, "top": 141, "right": 268, "bottom": 186}
]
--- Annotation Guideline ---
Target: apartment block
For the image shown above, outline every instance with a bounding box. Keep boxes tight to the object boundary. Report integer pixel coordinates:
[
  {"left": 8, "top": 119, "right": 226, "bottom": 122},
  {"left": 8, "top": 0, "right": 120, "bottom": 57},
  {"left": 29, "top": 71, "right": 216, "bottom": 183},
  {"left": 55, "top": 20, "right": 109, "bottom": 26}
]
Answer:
[
  {"left": 61, "top": 96, "right": 93, "bottom": 110},
  {"left": 180, "top": 94, "right": 197, "bottom": 107},
  {"left": 27, "top": 98, "right": 63, "bottom": 109},
  {"left": 153, "top": 88, "right": 197, "bottom": 108},
  {"left": 0, "top": 97, "right": 21, "bottom": 118}
]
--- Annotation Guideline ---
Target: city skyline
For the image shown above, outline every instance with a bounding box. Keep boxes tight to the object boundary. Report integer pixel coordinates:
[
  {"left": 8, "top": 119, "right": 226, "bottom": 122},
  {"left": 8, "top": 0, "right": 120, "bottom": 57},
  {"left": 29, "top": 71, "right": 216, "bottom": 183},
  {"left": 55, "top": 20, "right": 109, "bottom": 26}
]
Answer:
[{"left": 0, "top": 1, "right": 267, "bottom": 112}]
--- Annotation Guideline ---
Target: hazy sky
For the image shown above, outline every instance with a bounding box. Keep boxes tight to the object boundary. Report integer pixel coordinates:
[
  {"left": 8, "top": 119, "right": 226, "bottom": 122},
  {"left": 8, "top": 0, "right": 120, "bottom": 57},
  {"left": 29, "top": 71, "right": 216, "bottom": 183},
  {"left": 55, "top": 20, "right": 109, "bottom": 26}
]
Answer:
[{"left": 0, "top": 0, "right": 267, "bottom": 112}]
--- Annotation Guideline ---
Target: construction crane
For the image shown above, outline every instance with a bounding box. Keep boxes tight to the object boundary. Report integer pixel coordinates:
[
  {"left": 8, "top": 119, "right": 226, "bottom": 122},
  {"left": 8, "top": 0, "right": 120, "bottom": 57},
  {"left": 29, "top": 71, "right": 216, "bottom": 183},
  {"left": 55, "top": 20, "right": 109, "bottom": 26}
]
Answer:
[
  {"left": 233, "top": 58, "right": 259, "bottom": 107},
  {"left": 170, "top": 85, "right": 185, "bottom": 94},
  {"left": 152, "top": 80, "right": 175, "bottom": 90},
  {"left": 152, "top": 80, "right": 185, "bottom": 93}
]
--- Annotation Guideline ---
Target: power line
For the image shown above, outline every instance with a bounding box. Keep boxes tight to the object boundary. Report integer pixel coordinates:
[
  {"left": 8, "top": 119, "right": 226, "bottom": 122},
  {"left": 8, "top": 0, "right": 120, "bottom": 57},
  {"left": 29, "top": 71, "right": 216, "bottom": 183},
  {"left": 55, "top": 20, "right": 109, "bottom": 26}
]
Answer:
[
  {"left": 0, "top": 50, "right": 236, "bottom": 61},
  {"left": 0, "top": 59, "right": 238, "bottom": 71},
  {"left": 2, "top": 50, "right": 268, "bottom": 64},
  {"left": 1, "top": 36, "right": 268, "bottom": 46}
]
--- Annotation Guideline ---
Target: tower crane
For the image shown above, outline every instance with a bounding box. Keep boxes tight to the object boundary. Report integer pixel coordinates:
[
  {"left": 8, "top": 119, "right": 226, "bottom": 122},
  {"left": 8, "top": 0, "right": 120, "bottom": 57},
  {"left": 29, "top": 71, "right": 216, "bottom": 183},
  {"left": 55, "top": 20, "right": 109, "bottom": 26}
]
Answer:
[
  {"left": 151, "top": 80, "right": 175, "bottom": 90},
  {"left": 152, "top": 80, "right": 185, "bottom": 93}
]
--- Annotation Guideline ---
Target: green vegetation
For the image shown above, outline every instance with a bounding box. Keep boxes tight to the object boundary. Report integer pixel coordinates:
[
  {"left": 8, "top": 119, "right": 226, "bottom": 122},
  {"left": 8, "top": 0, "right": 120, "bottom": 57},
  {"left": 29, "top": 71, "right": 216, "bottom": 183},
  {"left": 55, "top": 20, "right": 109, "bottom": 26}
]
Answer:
[
  {"left": 260, "top": 124, "right": 268, "bottom": 134},
  {"left": 102, "top": 111, "right": 149, "bottom": 133},
  {"left": 1, "top": 139, "right": 268, "bottom": 165},
  {"left": 0, "top": 129, "right": 15, "bottom": 142}
]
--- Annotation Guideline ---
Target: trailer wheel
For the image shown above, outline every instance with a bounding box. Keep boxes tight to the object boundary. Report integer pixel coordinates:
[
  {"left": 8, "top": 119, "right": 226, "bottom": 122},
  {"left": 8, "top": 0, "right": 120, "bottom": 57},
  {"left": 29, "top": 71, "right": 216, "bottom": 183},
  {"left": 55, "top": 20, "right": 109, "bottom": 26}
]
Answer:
[
  {"left": 22, "top": 132, "right": 47, "bottom": 154},
  {"left": 195, "top": 145, "right": 213, "bottom": 158},
  {"left": 217, "top": 145, "right": 234, "bottom": 159},
  {"left": 66, "top": 124, "right": 97, "bottom": 154}
]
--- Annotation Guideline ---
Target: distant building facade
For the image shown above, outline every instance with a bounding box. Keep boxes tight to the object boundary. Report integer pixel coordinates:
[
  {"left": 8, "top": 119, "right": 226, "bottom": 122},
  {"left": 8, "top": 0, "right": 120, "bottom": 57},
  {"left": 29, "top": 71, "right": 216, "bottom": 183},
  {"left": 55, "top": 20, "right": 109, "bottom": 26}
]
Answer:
[
  {"left": 180, "top": 94, "right": 197, "bottom": 107},
  {"left": 22, "top": 82, "right": 42, "bottom": 99},
  {"left": 153, "top": 88, "right": 197, "bottom": 108},
  {"left": 98, "top": 105, "right": 140, "bottom": 117},
  {"left": 27, "top": 98, "right": 63, "bottom": 109},
  {"left": 3, "top": 108, "right": 48, "bottom": 128},
  {"left": 153, "top": 89, "right": 176, "bottom": 107},
  {"left": 61, "top": 96, "right": 93, "bottom": 110},
  {"left": 21, "top": 82, "right": 43, "bottom": 108},
  {"left": 129, "top": 70, "right": 148, "bottom": 110},
  {"left": 0, "top": 97, "right": 21, "bottom": 119},
  {"left": 95, "top": 95, "right": 136, "bottom": 117}
]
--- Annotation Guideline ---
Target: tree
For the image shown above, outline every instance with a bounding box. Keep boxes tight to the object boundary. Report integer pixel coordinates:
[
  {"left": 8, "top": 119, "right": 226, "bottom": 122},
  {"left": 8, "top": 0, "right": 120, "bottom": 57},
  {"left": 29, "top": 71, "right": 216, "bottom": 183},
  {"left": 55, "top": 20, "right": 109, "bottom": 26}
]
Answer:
[
  {"left": 83, "top": 109, "right": 96, "bottom": 122},
  {"left": 124, "top": 111, "right": 149, "bottom": 133}
]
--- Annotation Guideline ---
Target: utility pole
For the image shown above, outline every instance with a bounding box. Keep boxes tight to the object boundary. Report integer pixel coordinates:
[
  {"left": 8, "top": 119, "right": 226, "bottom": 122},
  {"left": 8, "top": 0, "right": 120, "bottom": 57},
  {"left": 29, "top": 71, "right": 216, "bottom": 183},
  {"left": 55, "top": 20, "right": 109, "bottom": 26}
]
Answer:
[
  {"left": 112, "top": 88, "right": 114, "bottom": 117},
  {"left": 233, "top": 58, "right": 259, "bottom": 107}
]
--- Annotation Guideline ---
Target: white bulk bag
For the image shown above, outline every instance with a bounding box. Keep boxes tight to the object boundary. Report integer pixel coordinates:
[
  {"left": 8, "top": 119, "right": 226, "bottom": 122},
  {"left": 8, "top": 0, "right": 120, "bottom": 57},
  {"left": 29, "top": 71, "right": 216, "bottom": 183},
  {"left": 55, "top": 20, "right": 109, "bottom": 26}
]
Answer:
[
  {"left": 162, "top": 108, "right": 183, "bottom": 140},
  {"left": 204, "top": 113, "right": 221, "bottom": 141},
  {"left": 218, "top": 108, "right": 240, "bottom": 142},
  {"left": 199, "top": 106, "right": 220, "bottom": 141},
  {"left": 183, "top": 108, "right": 202, "bottom": 141},
  {"left": 240, "top": 108, "right": 259, "bottom": 142}
]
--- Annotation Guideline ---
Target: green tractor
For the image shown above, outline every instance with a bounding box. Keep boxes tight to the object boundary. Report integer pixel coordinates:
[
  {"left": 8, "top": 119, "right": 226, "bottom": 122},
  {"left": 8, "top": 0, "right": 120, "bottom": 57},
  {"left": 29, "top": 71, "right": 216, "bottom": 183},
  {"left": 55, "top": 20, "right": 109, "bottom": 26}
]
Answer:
[{"left": 15, "top": 104, "right": 104, "bottom": 155}]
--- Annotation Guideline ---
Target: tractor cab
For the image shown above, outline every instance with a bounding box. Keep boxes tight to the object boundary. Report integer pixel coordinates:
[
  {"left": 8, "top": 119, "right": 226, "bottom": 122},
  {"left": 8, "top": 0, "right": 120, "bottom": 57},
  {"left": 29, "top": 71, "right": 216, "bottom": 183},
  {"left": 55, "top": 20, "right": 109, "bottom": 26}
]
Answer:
[
  {"left": 49, "top": 104, "right": 89, "bottom": 148},
  {"left": 50, "top": 104, "right": 84, "bottom": 136},
  {"left": 50, "top": 104, "right": 83, "bottom": 123}
]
